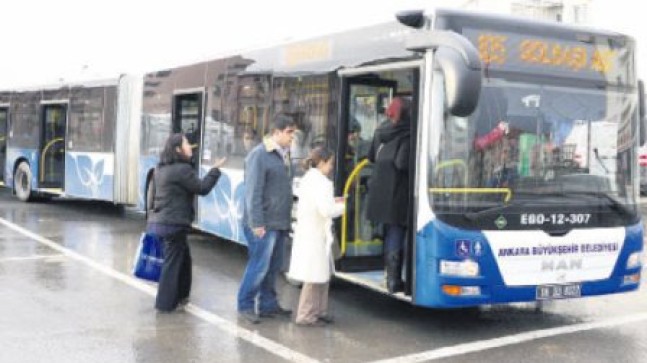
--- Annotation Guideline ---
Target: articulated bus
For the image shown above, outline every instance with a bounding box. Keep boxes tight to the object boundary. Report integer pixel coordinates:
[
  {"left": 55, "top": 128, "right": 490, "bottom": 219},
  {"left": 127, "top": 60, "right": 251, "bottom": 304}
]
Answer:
[
  {"left": 3, "top": 8, "right": 644, "bottom": 308},
  {"left": 0, "top": 78, "right": 140, "bottom": 204}
]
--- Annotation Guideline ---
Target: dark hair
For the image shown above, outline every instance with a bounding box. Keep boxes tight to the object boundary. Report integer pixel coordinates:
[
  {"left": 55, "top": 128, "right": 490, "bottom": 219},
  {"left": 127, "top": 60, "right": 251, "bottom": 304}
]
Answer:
[
  {"left": 272, "top": 113, "right": 297, "bottom": 131},
  {"left": 303, "top": 146, "right": 334, "bottom": 170},
  {"left": 243, "top": 128, "right": 258, "bottom": 139},
  {"left": 159, "top": 133, "right": 187, "bottom": 166}
]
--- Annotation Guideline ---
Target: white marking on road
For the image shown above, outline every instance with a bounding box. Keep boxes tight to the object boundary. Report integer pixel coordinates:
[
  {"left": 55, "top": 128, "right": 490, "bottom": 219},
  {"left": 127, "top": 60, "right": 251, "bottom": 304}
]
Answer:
[
  {"left": 0, "top": 217, "right": 318, "bottom": 363},
  {"left": 0, "top": 254, "right": 65, "bottom": 262},
  {"left": 371, "top": 312, "right": 647, "bottom": 363}
]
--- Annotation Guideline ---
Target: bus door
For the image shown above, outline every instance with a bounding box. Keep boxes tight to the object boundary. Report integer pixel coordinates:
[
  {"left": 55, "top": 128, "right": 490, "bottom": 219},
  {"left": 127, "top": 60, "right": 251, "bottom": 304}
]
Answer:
[
  {"left": 172, "top": 90, "right": 205, "bottom": 220},
  {"left": 0, "top": 107, "right": 7, "bottom": 184},
  {"left": 335, "top": 76, "right": 397, "bottom": 272},
  {"left": 39, "top": 103, "right": 67, "bottom": 189},
  {"left": 172, "top": 91, "right": 204, "bottom": 164}
]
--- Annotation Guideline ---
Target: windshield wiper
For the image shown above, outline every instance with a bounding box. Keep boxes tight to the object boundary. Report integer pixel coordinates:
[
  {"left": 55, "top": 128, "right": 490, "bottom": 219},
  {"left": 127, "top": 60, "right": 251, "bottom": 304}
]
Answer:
[
  {"left": 464, "top": 199, "right": 531, "bottom": 221},
  {"left": 565, "top": 191, "right": 636, "bottom": 217},
  {"left": 464, "top": 191, "right": 636, "bottom": 221}
]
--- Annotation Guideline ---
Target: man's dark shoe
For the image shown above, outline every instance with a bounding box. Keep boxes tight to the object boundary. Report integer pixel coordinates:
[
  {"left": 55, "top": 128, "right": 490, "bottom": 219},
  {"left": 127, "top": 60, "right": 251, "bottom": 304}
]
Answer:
[
  {"left": 259, "top": 306, "right": 292, "bottom": 318},
  {"left": 238, "top": 310, "right": 260, "bottom": 324},
  {"left": 317, "top": 315, "right": 334, "bottom": 324},
  {"left": 296, "top": 319, "right": 326, "bottom": 327}
]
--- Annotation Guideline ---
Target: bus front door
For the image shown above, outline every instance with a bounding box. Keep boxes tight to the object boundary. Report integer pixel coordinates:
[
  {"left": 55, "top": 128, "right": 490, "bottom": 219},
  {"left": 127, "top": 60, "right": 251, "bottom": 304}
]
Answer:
[
  {"left": 336, "top": 77, "right": 396, "bottom": 272},
  {"left": 39, "top": 104, "right": 67, "bottom": 189},
  {"left": 0, "top": 108, "right": 7, "bottom": 184}
]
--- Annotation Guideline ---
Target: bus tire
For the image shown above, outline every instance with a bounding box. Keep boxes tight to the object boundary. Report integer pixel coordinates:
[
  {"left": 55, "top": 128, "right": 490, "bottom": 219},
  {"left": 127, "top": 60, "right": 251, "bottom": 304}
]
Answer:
[
  {"left": 14, "top": 162, "right": 33, "bottom": 202},
  {"left": 145, "top": 177, "right": 155, "bottom": 218}
]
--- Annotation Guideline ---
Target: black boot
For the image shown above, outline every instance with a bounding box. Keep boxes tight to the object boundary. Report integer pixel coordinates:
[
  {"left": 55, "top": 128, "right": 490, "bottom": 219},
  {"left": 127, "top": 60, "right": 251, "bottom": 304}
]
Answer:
[{"left": 385, "top": 250, "right": 404, "bottom": 293}]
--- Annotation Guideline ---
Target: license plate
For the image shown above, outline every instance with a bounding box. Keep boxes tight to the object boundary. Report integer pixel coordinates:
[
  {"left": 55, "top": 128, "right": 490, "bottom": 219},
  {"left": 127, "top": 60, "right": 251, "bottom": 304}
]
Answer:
[{"left": 536, "top": 283, "right": 581, "bottom": 300}]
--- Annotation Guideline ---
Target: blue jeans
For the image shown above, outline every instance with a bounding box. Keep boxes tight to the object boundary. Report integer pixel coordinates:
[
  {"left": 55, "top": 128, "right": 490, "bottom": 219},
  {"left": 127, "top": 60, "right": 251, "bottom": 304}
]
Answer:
[{"left": 237, "top": 226, "right": 287, "bottom": 313}]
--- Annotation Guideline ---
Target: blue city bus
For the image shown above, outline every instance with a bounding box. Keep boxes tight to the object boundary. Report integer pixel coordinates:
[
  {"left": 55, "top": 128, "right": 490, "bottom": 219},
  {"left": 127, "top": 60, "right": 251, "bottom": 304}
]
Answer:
[
  {"left": 138, "top": 9, "right": 642, "bottom": 307},
  {"left": 2, "top": 9, "right": 641, "bottom": 308},
  {"left": 0, "top": 77, "right": 141, "bottom": 204}
]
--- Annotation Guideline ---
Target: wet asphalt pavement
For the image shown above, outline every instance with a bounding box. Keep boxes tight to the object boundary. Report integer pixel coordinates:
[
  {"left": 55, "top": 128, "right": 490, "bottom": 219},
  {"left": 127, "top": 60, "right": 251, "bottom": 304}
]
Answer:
[{"left": 1, "top": 188, "right": 647, "bottom": 363}]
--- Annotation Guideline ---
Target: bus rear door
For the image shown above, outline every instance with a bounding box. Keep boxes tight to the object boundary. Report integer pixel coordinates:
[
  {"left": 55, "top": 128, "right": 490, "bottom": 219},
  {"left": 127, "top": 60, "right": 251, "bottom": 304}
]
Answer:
[
  {"left": 172, "top": 90, "right": 205, "bottom": 219},
  {"left": 39, "top": 103, "right": 67, "bottom": 190}
]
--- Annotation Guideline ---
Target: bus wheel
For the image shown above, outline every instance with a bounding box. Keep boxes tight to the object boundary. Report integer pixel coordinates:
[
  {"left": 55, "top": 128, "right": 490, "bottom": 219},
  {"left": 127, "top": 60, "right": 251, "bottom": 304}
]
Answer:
[
  {"left": 14, "top": 162, "right": 33, "bottom": 202},
  {"left": 145, "top": 177, "right": 155, "bottom": 218}
]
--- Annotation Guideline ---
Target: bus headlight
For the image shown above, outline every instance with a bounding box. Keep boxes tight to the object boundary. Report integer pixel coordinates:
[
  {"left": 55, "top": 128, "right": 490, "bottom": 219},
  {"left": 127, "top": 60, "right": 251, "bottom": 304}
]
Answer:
[
  {"left": 626, "top": 252, "right": 642, "bottom": 269},
  {"left": 440, "top": 259, "right": 479, "bottom": 277}
]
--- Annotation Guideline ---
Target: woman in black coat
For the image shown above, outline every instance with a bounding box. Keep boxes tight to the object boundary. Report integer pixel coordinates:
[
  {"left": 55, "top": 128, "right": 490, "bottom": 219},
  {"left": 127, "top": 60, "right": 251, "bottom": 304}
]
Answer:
[
  {"left": 366, "top": 97, "right": 411, "bottom": 293},
  {"left": 147, "top": 133, "right": 225, "bottom": 312}
]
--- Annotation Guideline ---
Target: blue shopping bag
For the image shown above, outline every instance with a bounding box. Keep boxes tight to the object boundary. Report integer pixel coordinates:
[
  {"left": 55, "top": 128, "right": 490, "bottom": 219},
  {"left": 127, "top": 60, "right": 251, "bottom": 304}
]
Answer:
[{"left": 133, "top": 233, "right": 164, "bottom": 282}]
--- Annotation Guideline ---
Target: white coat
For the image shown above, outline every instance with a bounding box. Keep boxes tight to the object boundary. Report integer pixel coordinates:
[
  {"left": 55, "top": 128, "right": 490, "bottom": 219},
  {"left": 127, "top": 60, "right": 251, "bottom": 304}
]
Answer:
[{"left": 288, "top": 167, "right": 345, "bottom": 283}]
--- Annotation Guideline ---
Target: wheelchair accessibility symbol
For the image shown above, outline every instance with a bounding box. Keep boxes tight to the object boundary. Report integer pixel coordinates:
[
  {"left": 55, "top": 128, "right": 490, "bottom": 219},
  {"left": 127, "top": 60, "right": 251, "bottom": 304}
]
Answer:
[{"left": 455, "top": 239, "right": 471, "bottom": 258}]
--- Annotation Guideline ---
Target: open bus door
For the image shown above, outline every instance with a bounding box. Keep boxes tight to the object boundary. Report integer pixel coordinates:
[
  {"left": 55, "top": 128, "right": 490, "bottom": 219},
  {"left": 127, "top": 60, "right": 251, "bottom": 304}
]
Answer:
[
  {"left": 172, "top": 91, "right": 204, "bottom": 161},
  {"left": 171, "top": 90, "right": 205, "bottom": 218},
  {"left": 39, "top": 103, "right": 67, "bottom": 190},
  {"left": 336, "top": 75, "right": 397, "bottom": 272},
  {"left": 335, "top": 64, "right": 420, "bottom": 297},
  {"left": 0, "top": 107, "right": 7, "bottom": 184}
]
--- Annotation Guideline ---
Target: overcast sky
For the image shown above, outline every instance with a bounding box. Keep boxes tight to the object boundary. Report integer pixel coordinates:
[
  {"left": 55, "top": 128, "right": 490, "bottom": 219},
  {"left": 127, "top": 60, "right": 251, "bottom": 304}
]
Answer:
[{"left": 0, "top": 0, "right": 644, "bottom": 88}]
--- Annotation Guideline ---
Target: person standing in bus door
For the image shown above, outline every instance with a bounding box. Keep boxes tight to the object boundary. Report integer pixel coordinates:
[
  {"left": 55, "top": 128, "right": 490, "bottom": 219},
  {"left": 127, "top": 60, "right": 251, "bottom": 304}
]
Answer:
[
  {"left": 147, "top": 133, "right": 226, "bottom": 312},
  {"left": 288, "top": 146, "right": 346, "bottom": 327},
  {"left": 237, "top": 114, "right": 297, "bottom": 324},
  {"left": 365, "top": 97, "right": 411, "bottom": 294}
]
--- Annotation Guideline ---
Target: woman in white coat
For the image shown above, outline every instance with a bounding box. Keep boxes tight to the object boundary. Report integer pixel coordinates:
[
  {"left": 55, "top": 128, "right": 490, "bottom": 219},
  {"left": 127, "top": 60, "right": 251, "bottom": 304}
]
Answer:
[{"left": 288, "top": 146, "right": 345, "bottom": 327}]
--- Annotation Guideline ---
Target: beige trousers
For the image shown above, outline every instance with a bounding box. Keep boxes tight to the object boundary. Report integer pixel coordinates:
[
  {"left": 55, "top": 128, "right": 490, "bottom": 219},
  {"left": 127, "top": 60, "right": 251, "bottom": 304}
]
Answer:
[{"left": 295, "top": 282, "right": 329, "bottom": 324}]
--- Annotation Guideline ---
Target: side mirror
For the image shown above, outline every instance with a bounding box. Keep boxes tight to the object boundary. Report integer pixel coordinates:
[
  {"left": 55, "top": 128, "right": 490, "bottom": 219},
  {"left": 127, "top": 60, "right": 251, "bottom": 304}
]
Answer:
[
  {"left": 407, "top": 31, "right": 482, "bottom": 117},
  {"left": 639, "top": 80, "right": 646, "bottom": 146},
  {"left": 396, "top": 10, "right": 428, "bottom": 29}
]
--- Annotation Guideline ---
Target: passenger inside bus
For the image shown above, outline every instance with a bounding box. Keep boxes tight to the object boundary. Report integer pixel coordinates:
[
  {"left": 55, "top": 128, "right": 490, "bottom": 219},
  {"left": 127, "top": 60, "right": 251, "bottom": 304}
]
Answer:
[
  {"left": 347, "top": 119, "right": 371, "bottom": 162},
  {"left": 242, "top": 128, "right": 260, "bottom": 153},
  {"left": 343, "top": 119, "right": 370, "bottom": 243}
]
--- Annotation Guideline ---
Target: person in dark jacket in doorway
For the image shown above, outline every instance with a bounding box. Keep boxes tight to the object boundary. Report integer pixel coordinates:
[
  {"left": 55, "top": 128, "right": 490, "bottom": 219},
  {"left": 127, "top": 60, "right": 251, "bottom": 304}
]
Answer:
[
  {"left": 366, "top": 97, "right": 411, "bottom": 294},
  {"left": 147, "top": 133, "right": 226, "bottom": 312}
]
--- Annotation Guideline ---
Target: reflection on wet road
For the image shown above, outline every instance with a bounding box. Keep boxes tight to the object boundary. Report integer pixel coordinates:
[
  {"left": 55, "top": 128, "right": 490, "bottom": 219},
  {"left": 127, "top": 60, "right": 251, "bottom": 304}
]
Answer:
[{"left": 1, "top": 189, "right": 647, "bottom": 363}]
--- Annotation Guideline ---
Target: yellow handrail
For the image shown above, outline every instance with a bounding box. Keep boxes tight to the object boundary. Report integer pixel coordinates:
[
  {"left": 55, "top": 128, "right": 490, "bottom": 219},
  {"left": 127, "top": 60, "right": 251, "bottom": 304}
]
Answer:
[
  {"left": 341, "top": 158, "right": 369, "bottom": 256},
  {"left": 434, "top": 159, "right": 468, "bottom": 187},
  {"left": 40, "top": 137, "right": 64, "bottom": 182},
  {"left": 429, "top": 187, "right": 512, "bottom": 202}
]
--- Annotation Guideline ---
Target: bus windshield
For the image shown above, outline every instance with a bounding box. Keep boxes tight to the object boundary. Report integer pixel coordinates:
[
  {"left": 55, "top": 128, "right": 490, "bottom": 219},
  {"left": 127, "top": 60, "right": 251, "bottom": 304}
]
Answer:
[{"left": 431, "top": 79, "right": 639, "bottom": 225}]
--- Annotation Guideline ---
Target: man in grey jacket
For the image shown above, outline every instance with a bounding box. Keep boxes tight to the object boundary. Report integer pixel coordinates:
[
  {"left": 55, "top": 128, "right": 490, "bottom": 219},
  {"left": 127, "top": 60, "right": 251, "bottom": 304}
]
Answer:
[{"left": 237, "top": 114, "right": 296, "bottom": 324}]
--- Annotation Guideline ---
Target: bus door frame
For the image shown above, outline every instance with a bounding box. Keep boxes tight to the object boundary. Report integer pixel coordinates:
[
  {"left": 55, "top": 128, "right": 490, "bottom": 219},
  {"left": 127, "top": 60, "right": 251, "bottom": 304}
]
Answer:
[
  {"left": 0, "top": 104, "right": 8, "bottom": 183},
  {"left": 171, "top": 87, "right": 206, "bottom": 222},
  {"left": 39, "top": 100, "right": 68, "bottom": 190},
  {"left": 336, "top": 60, "right": 421, "bottom": 294}
]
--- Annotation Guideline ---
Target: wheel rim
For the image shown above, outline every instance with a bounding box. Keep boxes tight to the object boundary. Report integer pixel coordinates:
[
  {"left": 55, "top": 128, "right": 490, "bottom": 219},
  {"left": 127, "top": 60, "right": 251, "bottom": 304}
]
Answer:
[
  {"left": 20, "top": 170, "right": 28, "bottom": 190},
  {"left": 15, "top": 164, "right": 30, "bottom": 200}
]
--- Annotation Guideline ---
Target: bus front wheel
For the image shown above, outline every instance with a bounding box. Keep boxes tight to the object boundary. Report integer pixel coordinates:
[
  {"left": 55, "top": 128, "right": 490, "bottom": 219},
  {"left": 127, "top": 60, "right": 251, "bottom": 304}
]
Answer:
[{"left": 14, "top": 162, "right": 33, "bottom": 202}]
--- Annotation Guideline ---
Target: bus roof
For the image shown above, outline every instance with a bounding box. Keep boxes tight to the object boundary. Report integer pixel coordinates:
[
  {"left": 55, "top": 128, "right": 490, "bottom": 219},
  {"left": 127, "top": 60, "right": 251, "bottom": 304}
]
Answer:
[{"left": 0, "top": 77, "right": 120, "bottom": 93}]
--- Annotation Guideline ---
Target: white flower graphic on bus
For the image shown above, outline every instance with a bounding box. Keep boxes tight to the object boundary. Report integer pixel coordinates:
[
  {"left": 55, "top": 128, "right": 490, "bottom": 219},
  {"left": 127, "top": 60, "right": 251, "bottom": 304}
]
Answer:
[
  {"left": 200, "top": 170, "right": 246, "bottom": 244},
  {"left": 69, "top": 153, "right": 106, "bottom": 198}
]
